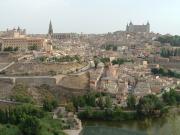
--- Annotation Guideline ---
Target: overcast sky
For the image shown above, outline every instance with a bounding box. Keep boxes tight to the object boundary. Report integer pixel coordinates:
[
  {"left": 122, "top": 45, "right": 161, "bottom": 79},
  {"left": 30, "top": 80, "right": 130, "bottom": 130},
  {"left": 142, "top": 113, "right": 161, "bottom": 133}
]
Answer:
[{"left": 0, "top": 0, "right": 179, "bottom": 34}]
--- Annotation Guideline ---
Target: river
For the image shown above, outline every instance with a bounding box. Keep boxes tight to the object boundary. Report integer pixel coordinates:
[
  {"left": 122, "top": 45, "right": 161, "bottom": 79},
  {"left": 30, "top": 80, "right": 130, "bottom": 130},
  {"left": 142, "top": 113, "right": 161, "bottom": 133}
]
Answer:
[{"left": 80, "top": 112, "right": 180, "bottom": 135}]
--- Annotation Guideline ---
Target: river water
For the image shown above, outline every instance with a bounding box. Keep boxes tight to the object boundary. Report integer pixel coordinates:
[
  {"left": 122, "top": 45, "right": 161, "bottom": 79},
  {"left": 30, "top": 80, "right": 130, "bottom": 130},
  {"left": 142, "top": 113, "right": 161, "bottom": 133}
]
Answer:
[{"left": 81, "top": 113, "right": 180, "bottom": 135}]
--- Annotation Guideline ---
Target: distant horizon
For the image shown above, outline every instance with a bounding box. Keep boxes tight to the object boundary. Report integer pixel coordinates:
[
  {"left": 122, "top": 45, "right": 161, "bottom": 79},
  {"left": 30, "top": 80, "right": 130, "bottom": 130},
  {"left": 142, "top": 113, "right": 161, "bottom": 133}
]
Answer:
[
  {"left": 0, "top": 21, "right": 177, "bottom": 35},
  {"left": 0, "top": 20, "right": 179, "bottom": 35},
  {"left": 0, "top": 0, "right": 180, "bottom": 35}
]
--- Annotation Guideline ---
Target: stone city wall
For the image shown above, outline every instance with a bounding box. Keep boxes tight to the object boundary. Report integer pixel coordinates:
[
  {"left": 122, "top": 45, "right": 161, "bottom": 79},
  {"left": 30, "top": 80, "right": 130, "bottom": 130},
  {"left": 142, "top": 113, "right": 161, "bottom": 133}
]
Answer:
[
  {"left": 15, "top": 77, "right": 56, "bottom": 86},
  {"left": 4, "top": 62, "right": 86, "bottom": 76}
]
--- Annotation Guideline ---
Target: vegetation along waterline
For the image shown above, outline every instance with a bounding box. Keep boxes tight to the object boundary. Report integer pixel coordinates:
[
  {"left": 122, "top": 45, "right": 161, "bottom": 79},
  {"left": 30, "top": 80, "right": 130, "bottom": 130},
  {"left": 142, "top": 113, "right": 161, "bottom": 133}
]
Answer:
[{"left": 66, "top": 90, "right": 180, "bottom": 122}]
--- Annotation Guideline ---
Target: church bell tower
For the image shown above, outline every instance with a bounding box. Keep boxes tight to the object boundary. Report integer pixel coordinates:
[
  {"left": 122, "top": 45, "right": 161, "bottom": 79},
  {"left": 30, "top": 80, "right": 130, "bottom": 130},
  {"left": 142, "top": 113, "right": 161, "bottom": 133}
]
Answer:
[{"left": 48, "top": 20, "right": 53, "bottom": 37}]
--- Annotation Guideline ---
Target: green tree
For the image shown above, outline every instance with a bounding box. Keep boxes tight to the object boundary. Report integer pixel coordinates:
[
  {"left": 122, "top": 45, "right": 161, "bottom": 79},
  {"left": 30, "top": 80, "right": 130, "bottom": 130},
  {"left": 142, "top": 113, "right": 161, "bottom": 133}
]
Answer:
[
  {"left": 10, "top": 84, "right": 33, "bottom": 103},
  {"left": 66, "top": 102, "right": 76, "bottom": 112},
  {"left": 162, "top": 89, "right": 180, "bottom": 105},
  {"left": 20, "top": 116, "right": 40, "bottom": 135},
  {"left": 94, "top": 58, "right": 99, "bottom": 69},
  {"left": 112, "top": 58, "right": 127, "bottom": 66},
  {"left": 151, "top": 68, "right": 159, "bottom": 75},
  {"left": 159, "top": 68, "right": 165, "bottom": 75},
  {"left": 85, "top": 107, "right": 93, "bottom": 118},
  {"left": 37, "top": 56, "right": 47, "bottom": 62},
  {"left": 97, "top": 95, "right": 105, "bottom": 109},
  {"left": 127, "top": 94, "right": 136, "bottom": 109},
  {"left": 105, "top": 96, "right": 113, "bottom": 108},
  {"left": 72, "top": 96, "right": 79, "bottom": 111},
  {"left": 157, "top": 35, "right": 180, "bottom": 46},
  {"left": 84, "top": 92, "right": 96, "bottom": 107},
  {"left": 137, "top": 94, "right": 163, "bottom": 116},
  {"left": 43, "top": 99, "right": 58, "bottom": 112},
  {"left": 78, "top": 96, "right": 86, "bottom": 107},
  {"left": 4, "top": 47, "right": 14, "bottom": 51},
  {"left": 51, "top": 99, "right": 58, "bottom": 109},
  {"left": 100, "top": 57, "right": 110, "bottom": 64},
  {"left": 14, "top": 47, "right": 19, "bottom": 51},
  {"left": 28, "top": 45, "right": 38, "bottom": 51}
]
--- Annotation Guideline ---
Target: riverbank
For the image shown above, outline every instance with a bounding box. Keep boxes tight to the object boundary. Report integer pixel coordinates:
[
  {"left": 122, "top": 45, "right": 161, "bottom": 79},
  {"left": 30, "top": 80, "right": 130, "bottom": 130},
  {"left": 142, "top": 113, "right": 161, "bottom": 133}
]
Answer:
[
  {"left": 63, "top": 129, "right": 82, "bottom": 135},
  {"left": 78, "top": 109, "right": 137, "bottom": 121},
  {"left": 81, "top": 112, "right": 180, "bottom": 135},
  {"left": 63, "top": 115, "right": 82, "bottom": 135},
  {"left": 79, "top": 106, "right": 180, "bottom": 135}
]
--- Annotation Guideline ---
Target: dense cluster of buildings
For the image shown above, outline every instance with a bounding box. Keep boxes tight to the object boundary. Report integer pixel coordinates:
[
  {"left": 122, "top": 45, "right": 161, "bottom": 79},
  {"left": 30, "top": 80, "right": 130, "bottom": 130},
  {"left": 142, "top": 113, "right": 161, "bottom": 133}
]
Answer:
[
  {"left": 0, "top": 20, "right": 179, "bottom": 106},
  {"left": 89, "top": 61, "right": 179, "bottom": 105},
  {"left": 0, "top": 21, "right": 151, "bottom": 53}
]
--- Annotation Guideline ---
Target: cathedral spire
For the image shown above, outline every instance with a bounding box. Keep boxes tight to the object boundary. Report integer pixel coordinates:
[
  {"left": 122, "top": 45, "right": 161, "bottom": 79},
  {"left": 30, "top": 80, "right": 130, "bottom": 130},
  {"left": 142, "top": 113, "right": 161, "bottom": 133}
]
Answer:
[
  {"left": 147, "top": 21, "right": 150, "bottom": 25},
  {"left": 48, "top": 20, "right": 53, "bottom": 37},
  {"left": 129, "top": 21, "right": 133, "bottom": 25}
]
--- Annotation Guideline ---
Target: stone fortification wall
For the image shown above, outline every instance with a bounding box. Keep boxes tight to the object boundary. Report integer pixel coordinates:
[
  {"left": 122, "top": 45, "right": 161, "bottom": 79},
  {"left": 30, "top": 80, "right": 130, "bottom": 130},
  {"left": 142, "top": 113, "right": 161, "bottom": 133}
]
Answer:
[
  {"left": 0, "top": 78, "right": 14, "bottom": 99},
  {"left": 4, "top": 62, "right": 85, "bottom": 76},
  {"left": 15, "top": 77, "right": 56, "bottom": 86}
]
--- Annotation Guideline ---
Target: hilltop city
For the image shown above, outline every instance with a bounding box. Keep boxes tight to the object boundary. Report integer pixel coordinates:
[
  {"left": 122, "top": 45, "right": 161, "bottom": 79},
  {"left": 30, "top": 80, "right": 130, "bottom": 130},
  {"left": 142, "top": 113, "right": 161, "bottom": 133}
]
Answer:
[{"left": 0, "top": 21, "right": 180, "bottom": 135}]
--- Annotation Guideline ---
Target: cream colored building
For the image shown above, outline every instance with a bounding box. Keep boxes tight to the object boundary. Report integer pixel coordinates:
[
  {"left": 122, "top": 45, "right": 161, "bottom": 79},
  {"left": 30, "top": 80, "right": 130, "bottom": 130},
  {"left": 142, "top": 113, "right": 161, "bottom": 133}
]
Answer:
[
  {"left": 0, "top": 37, "right": 46, "bottom": 51},
  {"left": 0, "top": 27, "right": 47, "bottom": 51}
]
